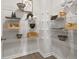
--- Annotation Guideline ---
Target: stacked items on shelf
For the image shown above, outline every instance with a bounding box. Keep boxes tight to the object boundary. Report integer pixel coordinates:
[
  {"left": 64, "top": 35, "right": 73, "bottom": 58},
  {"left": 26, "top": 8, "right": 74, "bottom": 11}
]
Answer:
[
  {"left": 4, "top": 11, "right": 20, "bottom": 30},
  {"left": 7, "top": 22, "right": 20, "bottom": 30}
]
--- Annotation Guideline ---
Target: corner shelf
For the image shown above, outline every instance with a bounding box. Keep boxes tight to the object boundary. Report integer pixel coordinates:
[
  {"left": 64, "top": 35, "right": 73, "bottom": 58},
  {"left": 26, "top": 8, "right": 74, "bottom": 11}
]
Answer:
[
  {"left": 5, "top": 16, "right": 20, "bottom": 19},
  {"left": 22, "top": 10, "right": 32, "bottom": 13},
  {"left": 7, "top": 27, "right": 19, "bottom": 30},
  {"left": 51, "top": 28, "right": 64, "bottom": 29}
]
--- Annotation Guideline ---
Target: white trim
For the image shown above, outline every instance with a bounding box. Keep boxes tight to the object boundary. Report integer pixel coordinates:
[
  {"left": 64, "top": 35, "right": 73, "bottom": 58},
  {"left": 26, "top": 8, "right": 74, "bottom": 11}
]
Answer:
[
  {"left": 3, "top": 49, "right": 63, "bottom": 59},
  {"left": 38, "top": 50, "right": 63, "bottom": 59},
  {"left": 50, "top": 52, "right": 64, "bottom": 59},
  {"left": 38, "top": 50, "right": 52, "bottom": 58}
]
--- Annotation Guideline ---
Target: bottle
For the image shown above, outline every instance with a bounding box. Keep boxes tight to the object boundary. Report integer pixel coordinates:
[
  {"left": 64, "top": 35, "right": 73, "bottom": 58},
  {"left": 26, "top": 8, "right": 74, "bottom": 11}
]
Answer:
[
  {"left": 13, "top": 12, "right": 16, "bottom": 18},
  {"left": 11, "top": 12, "right": 14, "bottom": 18}
]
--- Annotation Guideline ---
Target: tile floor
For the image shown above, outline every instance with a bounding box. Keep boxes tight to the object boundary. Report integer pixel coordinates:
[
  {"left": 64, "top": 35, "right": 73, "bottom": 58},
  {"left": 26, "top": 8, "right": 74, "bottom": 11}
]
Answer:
[{"left": 15, "top": 52, "right": 57, "bottom": 59}]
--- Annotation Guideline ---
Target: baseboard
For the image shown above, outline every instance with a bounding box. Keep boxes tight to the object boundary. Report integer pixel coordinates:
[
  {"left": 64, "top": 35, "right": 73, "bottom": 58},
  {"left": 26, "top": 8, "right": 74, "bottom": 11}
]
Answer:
[
  {"left": 38, "top": 50, "right": 63, "bottom": 59},
  {"left": 4, "top": 49, "right": 63, "bottom": 59},
  {"left": 39, "top": 51, "right": 52, "bottom": 58}
]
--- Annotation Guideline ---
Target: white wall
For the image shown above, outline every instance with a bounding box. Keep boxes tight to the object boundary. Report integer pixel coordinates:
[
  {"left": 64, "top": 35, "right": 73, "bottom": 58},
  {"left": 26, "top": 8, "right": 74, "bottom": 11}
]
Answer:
[
  {"left": 2, "top": 0, "right": 39, "bottom": 58},
  {"left": 2, "top": 0, "right": 76, "bottom": 59},
  {"left": 33, "top": 0, "right": 76, "bottom": 59}
]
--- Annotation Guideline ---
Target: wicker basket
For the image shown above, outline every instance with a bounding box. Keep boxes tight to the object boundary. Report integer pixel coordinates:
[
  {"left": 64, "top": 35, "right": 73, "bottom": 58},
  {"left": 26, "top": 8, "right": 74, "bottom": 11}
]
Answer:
[{"left": 27, "top": 32, "right": 38, "bottom": 39}]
